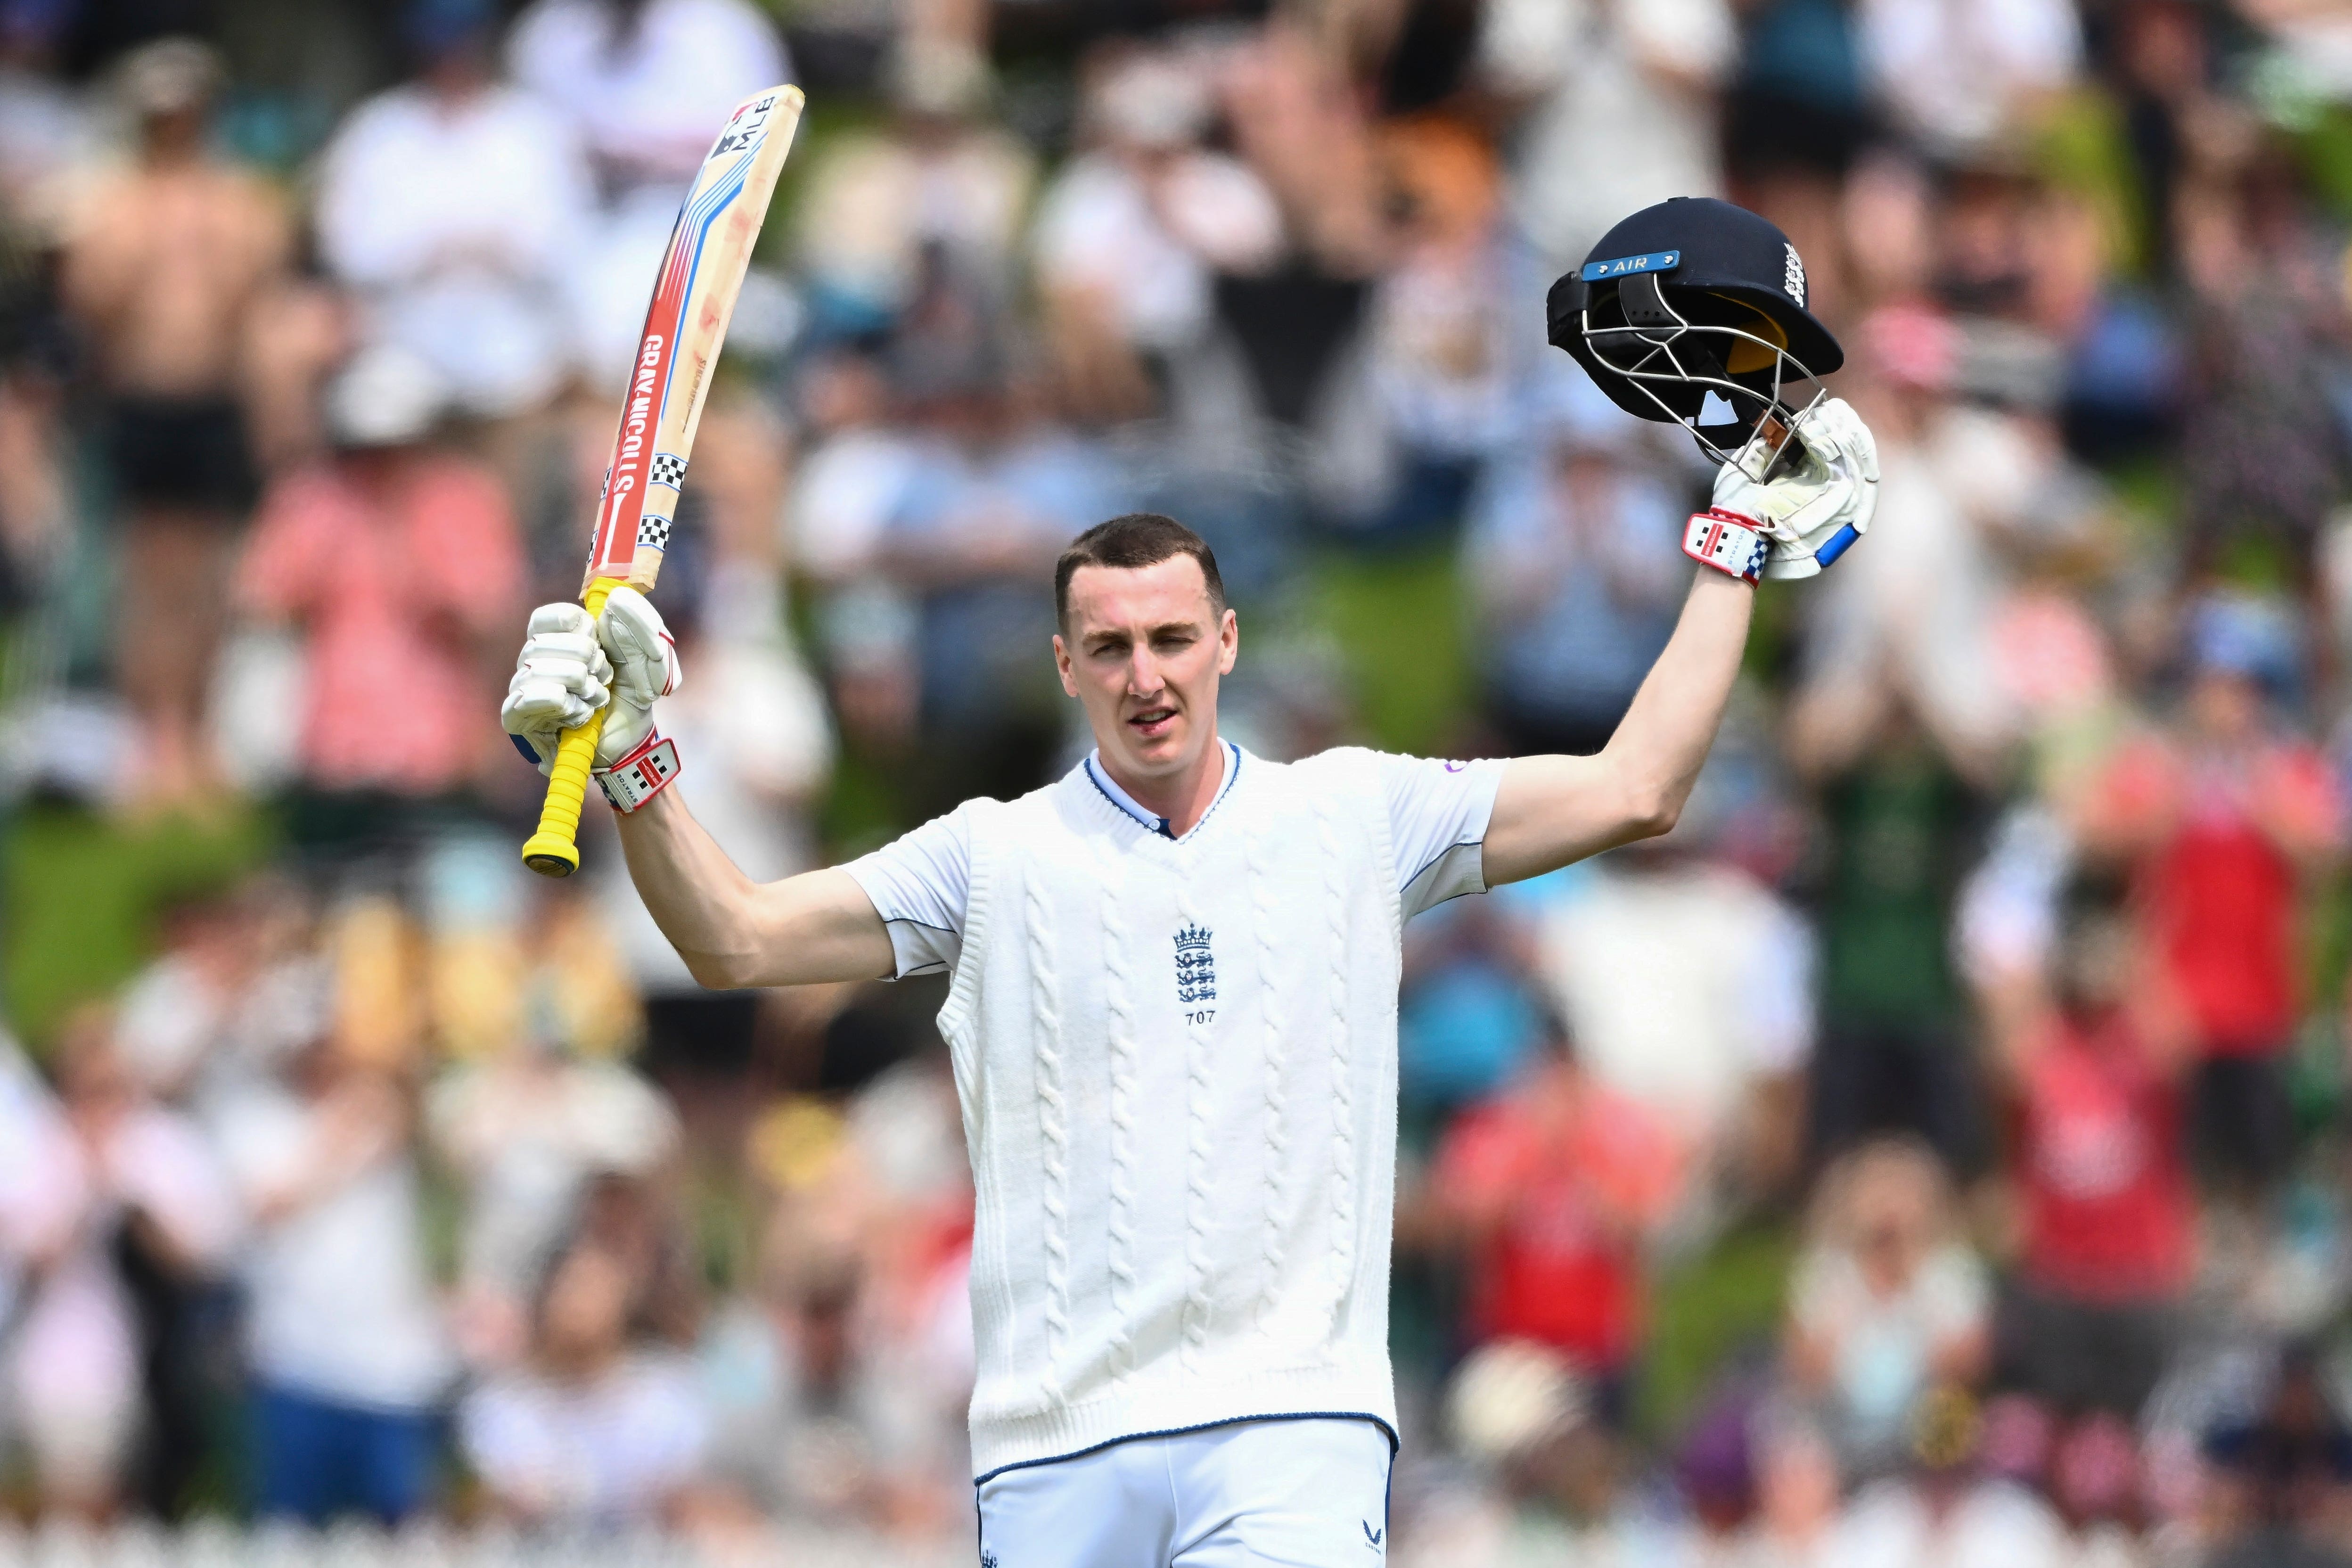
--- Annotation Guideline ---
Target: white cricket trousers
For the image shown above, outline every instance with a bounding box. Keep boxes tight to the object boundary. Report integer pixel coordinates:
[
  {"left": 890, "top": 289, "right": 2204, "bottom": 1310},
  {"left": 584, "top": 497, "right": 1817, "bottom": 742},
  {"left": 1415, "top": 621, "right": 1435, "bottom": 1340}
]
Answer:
[{"left": 975, "top": 1416, "right": 1395, "bottom": 1568}]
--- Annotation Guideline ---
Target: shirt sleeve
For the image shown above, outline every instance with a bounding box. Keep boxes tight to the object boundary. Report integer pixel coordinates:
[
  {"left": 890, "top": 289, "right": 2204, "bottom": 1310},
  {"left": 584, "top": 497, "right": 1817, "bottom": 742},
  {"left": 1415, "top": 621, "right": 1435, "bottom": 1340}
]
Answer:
[
  {"left": 1366, "top": 751, "right": 1511, "bottom": 919},
  {"left": 839, "top": 805, "right": 975, "bottom": 979}
]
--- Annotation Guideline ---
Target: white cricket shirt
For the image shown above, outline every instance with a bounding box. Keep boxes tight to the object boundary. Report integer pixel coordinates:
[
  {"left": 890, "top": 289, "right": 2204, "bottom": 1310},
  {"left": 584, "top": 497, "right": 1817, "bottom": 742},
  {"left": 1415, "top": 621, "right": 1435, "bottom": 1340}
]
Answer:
[{"left": 843, "top": 744, "right": 1505, "bottom": 1478}]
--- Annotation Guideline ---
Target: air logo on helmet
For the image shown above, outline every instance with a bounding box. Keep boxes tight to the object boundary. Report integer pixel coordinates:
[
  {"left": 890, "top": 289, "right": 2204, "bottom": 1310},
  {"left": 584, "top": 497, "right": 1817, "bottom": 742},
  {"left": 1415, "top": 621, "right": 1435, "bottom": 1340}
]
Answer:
[
  {"left": 1580, "top": 249, "right": 1680, "bottom": 283},
  {"left": 1784, "top": 244, "right": 1806, "bottom": 307}
]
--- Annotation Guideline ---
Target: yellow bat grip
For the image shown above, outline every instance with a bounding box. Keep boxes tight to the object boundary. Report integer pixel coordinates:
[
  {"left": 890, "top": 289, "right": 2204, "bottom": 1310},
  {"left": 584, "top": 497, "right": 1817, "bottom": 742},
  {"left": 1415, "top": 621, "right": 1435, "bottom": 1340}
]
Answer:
[{"left": 521, "top": 579, "right": 622, "bottom": 878}]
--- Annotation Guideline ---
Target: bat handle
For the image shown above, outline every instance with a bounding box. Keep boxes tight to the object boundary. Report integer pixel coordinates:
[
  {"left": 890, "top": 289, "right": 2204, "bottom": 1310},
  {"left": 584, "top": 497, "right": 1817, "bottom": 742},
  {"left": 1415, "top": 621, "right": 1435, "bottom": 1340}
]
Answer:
[{"left": 521, "top": 579, "right": 621, "bottom": 878}]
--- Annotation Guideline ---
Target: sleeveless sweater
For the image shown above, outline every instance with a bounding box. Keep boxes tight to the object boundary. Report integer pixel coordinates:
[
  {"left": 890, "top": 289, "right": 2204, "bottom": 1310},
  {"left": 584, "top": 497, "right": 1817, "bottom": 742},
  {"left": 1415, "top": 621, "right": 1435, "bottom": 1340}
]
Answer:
[{"left": 942, "top": 748, "right": 1407, "bottom": 1478}]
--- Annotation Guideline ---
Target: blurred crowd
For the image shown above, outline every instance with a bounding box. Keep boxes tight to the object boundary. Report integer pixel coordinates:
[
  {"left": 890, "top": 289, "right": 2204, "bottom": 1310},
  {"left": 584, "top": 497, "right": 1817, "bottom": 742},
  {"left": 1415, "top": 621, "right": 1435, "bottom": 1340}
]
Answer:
[{"left": 11, "top": 0, "right": 2352, "bottom": 1563}]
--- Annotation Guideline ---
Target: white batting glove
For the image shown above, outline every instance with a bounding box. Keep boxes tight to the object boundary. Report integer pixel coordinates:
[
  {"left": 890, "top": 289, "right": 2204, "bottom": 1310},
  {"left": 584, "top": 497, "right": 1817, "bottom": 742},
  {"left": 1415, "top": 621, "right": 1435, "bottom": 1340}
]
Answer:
[
  {"left": 500, "top": 587, "right": 681, "bottom": 774},
  {"left": 503, "top": 603, "right": 612, "bottom": 773},
  {"left": 594, "top": 584, "right": 681, "bottom": 764},
  {"left": 1711, "top": 396, "right": 1879, "bottom": 580}
]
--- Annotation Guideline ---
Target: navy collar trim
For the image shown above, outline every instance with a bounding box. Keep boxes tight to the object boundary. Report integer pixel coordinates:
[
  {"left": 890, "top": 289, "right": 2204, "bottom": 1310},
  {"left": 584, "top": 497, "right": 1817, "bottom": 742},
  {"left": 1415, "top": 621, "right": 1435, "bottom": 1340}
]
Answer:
[{"left": 1083, "top": 740, "right": 1241, "bottom": 842}]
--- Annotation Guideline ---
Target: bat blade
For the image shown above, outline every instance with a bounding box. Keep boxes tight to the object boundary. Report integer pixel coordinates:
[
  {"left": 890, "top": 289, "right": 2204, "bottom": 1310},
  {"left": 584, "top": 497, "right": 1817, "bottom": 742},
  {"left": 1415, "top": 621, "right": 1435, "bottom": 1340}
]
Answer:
[{"left": 582, "top": 83, "right": 802, "bottom": 593}]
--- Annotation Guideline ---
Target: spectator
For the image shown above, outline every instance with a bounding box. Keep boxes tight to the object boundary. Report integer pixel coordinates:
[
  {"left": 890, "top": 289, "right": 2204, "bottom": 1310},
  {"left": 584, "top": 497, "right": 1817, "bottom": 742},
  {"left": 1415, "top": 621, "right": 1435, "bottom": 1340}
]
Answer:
[
  {"left": 2044, "top": 1410, "right": 2150, "bottom": 1561},
  {"left": 233, "top": 345, "right": 524, "bottom": 846},
  {"left": 0, "top": 1010, "right": 238, "bottom": 1519},
  {"left": 1824, "top": 1388, "right": 2072, "bottom": 1567},
  {"left": 790, "top": 49, "right": 1035, "bottom": 337},
  {"left": 0, "top": 1029, "right": 53, "bottom": 1328},
  {"left": 2197, "top": 1344, "right": 2352, "bottom": 1568},
  {"left": 1785, "top": 1139, "right": 1991, "bottom": 1477},
  {"left": 108, "top": 887, "right": 266, "bottom": 1100},
  {"left": 1468, "top": 386, "right": 1690, "bottom": 760},
  {"left": 2105, "top": 0, "right": 2239, "bottom": 283},
  {"left": 57, "top": 37, "right": 290, "bottom": 808},
  {"left": 1858, "top": 0, "right": 2082, "bottom": 165},
  {"left": 701, "top": 1238, "right": 914, "bottom": 1529},
  {"left": 314, "top": 0, "right": 593, "bottom": 419},
  {"left": 1030, "top": 40, "right": 1285, "bottom": 422},
  {"left": 2175, "top": 145, "right": 2352, "bottom": 591},
  {"left": 1474, "top": 0, "right": 1735, "bottom": 268},
  {"left": 0, "top": 6, "right": 92, "bottom": 222},
  {"left": 1675, "top": 1382, "right": 1765, "bottom": 1553},
  {"left": 508, "top": 0, "right": 786, "bottom": 195},
  {"left": 789, "top": 346, "right": 919, "bottom": 589},
  {"left": 210, "top": 1026, "right": 453, "bottom": 1526},
  {"left": 1797, "top": 314, "right": 2027, "bottom": 758},
  {"left": 879, "top": 295, "right": 1116, "bottom": 813},
  {"left": 1789, "top": 676, "right": 1995, "bottom": 1177},
  {"left": 1357, "top": 116, "right": 1527, "bottom": 539},
  {"left": 1527, "top": 826, "right": 1814, "bottom": 1194},
  {"left": 1396, "top": 1339, "right": 1642, "bottom": 1564},
  {"left": 508, "top": 0, "right": 789, "bottom": 379},
  {"left": 460, "top": 1233, "right": 711, "bottom": 1527},
  {"left": 427, "top": 1021, "right": 678, "bottom": 1368},
  {"left": 1723, "top": 0, "right": 1872, "bottom": 317},
  {"left": 1736, "top": 1416, "right": 1846, "bottom": 1565},
  {"left": 2076, "top": 597, "right": 2344, "bottom": 1211},
  {"left": 1217, "top": 21, "right": 1385, "bottom": 281},
  {"left": 1395, "top": 895, "right": 1544, "bottom": 1137},
  {"left": 787, "top": 345, "right": 922, "bottom": 750},
  {"left": 705, "top": 1073, "right": 974, "bottom": 1535},
  {"left": 1431, "top": 1012, "right": 1683, "bottom": 1412},
  {"left": 1990, "top": 871, "right": 2196, "bottom": 1423}
]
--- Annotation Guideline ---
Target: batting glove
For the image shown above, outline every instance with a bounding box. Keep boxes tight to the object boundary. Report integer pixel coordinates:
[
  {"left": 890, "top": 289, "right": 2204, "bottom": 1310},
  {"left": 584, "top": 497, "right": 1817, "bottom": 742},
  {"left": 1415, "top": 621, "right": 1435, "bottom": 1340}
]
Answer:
[
  {"left": 594, "top": 585, "right": 681, "bottom": 764},
  {"left": 500, "top": 586, "right": 681, "bottom": 774},
  {"left": 1710, "top": 396, "right": 1879, "bottom": 580}
]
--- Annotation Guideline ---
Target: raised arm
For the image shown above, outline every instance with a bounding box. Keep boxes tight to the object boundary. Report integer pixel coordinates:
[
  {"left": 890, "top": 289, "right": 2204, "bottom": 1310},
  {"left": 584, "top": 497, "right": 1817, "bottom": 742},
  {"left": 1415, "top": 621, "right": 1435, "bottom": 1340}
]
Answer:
[
  {"left": 502, "top": 586, "right": 894, "bottom": 990},
  {"left": 1483, "top": 397, "right": 1879, "bottom": 886},
  {"left": 1484, "top": 570, "right": 1753, "bottom": 882},
  {"left": 615, "top": 790, "right": 893, "bottom": 987}
]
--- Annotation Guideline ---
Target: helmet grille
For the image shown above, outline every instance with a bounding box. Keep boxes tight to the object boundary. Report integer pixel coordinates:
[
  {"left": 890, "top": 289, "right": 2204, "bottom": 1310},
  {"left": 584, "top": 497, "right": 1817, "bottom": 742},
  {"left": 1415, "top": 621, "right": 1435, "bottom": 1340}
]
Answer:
[{"left": 1575, "top": 273, "right": 1825, "bottom": 468}]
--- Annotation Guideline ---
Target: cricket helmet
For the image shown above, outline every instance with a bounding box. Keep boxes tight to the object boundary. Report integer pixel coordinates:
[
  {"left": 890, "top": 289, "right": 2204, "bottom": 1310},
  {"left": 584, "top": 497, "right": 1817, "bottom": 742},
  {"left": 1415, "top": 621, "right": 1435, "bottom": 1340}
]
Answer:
[{"left": 1547, "top": 197, "right": 1843, "bottom": 466}]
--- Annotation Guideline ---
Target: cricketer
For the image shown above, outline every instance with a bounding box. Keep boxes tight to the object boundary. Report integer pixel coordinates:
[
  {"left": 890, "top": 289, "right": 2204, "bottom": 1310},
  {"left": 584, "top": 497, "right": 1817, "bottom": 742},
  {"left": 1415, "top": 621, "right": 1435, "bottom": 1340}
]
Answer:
[{"left": 501, "top": 196, "right": 1879, "bottom": 1566}]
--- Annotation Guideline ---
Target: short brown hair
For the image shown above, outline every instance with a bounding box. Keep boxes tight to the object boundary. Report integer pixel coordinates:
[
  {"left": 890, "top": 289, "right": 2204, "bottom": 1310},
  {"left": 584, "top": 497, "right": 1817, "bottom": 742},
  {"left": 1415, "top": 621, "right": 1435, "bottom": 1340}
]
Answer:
[{"left": 1054, "top": 513, "right": 1226, "bottom": 629}]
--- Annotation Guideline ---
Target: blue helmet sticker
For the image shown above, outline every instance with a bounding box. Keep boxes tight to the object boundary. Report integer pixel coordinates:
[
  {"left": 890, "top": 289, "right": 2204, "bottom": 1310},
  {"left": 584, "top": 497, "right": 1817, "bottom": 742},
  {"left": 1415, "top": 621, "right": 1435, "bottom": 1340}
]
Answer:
[{"left": 1580, "top": 249, "right": 1681, "bottom": 283}]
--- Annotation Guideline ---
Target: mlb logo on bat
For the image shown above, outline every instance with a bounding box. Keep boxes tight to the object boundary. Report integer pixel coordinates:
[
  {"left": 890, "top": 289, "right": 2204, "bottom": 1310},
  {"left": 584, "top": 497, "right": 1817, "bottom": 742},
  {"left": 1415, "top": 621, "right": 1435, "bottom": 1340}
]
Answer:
[{"left": 1174, "top": 924, "right": 1216, "bottom": 1003}]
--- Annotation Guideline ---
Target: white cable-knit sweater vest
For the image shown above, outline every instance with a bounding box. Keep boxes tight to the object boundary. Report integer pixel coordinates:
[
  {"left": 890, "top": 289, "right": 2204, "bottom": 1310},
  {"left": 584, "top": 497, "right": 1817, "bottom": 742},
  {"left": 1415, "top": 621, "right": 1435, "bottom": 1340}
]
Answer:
[{"left": 940, "top": 748, "right": 1406, "bottom": 1478}]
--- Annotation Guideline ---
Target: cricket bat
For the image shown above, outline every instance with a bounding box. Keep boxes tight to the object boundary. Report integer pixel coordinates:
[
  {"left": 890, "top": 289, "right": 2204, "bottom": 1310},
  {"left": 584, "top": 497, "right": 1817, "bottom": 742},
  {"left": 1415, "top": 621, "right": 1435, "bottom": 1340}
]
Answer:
[{"left": 522, "top": 84, "right": 803, "bottom": 878}]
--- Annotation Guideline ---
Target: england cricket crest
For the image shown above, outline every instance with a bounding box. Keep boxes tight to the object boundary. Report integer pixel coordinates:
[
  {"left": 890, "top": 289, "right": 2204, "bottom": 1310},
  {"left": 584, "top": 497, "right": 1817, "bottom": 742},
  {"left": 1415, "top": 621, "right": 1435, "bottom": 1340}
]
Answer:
[{"left": 1174, "top": 923, "right": 1216, "bottom": 1005}]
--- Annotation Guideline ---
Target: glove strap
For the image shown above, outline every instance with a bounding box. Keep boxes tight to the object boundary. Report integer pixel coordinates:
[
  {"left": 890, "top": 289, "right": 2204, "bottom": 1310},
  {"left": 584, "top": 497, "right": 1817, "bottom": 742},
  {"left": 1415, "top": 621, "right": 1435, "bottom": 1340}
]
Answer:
[
  {"left": 595, "top": 731, "right": 680, "bottom": 813},
  {"left": 1683, "top": 508, "right": 1768, "bottom": 584}
]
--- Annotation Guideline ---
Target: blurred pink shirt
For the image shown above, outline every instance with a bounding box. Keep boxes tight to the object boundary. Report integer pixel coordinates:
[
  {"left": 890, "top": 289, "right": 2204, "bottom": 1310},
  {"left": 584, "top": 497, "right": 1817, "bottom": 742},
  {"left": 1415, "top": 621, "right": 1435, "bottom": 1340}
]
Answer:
[{"left": 238, "top": 455, "right": 521, "bottom": 793}]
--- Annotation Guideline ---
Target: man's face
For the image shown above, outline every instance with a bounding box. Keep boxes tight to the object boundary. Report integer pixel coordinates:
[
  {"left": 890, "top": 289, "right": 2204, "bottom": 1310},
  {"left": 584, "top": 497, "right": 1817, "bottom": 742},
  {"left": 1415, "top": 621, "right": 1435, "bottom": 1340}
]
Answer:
[{"left": 1054, "top": 555, "right": 1237, "bottom": 780}]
